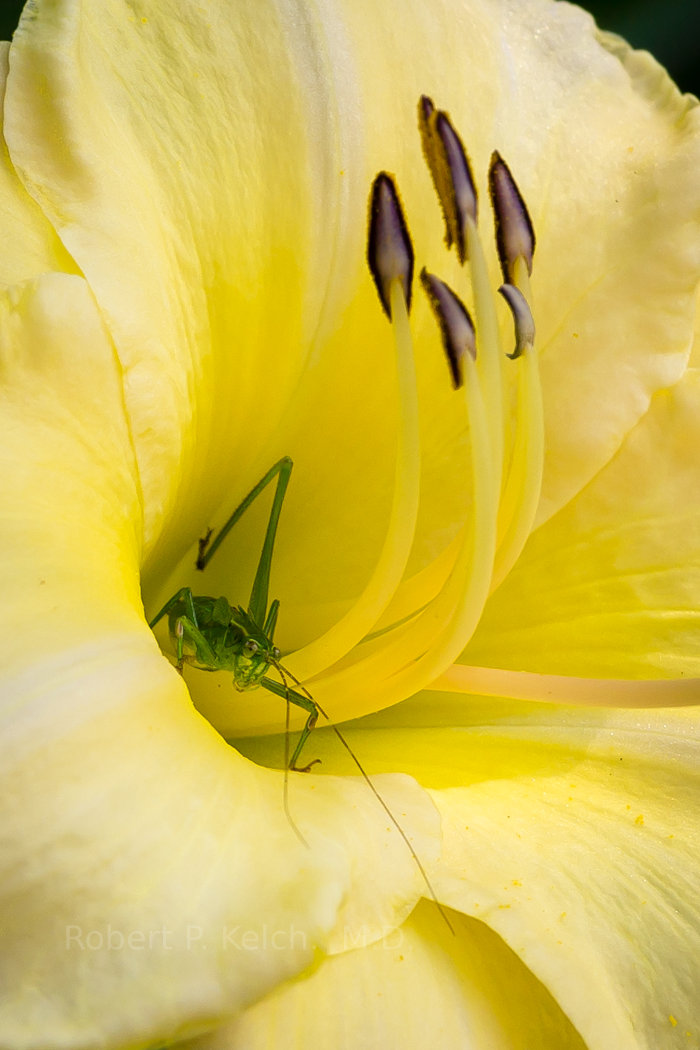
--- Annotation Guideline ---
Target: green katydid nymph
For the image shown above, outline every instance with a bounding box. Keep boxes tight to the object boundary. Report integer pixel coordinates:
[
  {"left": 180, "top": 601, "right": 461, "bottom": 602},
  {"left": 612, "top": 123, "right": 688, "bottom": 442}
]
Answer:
[
  {"left": 149, "top": 455, "right": 322, "bottom": 774},
  {"left": 147, "top": 92, "right": 538, "bottom": 926},
  {"left": 148, "top": 449, "right": 453, "bottom": 936}
]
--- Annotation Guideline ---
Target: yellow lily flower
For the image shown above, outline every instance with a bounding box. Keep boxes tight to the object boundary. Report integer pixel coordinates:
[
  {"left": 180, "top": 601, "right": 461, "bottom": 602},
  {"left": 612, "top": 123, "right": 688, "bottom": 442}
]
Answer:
[{"left": 1, "top": 0, "right": 699, "bottom": 1047}]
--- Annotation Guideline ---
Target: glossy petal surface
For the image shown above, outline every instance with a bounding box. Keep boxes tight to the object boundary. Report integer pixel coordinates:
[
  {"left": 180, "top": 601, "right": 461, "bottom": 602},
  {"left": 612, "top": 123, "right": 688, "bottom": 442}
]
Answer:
[
  {"left": 5, "top": 0, "right": 700, "bottom": 682},
  {"left": 1, "top": 0, "right": 699, "bottom": 1047},
  {"left": 242, "top": 696, "right": 700, "bottom": 1050},
  {"left": 179, "top": 903, "right": 586, "bottom": 1050},
  {"left": 0, "top": 275, "right": 438, "bottom": 1048},
  {"left": 465, "top": 370, "right": 700, "bottom": 680}
]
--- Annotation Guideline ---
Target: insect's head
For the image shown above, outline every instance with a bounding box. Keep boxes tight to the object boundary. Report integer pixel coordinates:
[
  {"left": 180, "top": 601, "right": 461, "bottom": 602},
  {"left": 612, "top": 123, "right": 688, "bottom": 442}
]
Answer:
[{"left": 233, "top": 633, "right": 281, "bottom": 691}]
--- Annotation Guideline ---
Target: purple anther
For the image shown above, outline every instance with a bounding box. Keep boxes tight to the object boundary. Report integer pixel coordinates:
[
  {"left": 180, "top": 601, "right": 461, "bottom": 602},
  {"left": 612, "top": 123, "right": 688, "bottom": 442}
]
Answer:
[
  {"left": 367, "top": 172, "right": 414, "bottom": 320},
  {"left": 489, "top": 152, "right": 535, "bottom": 283},
  {"left": 420, "top": 268, "right": 476, "bottom": 388}
]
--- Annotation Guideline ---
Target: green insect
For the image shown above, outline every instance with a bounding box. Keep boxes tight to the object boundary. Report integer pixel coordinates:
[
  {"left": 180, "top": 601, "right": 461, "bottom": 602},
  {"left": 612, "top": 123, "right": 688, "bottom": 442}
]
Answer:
[
  {"left": 149, "top": 455, "right": 452, "bottom": 929},
  {"left": 149, "top": 456, "right": 320, "bottom": 772}
]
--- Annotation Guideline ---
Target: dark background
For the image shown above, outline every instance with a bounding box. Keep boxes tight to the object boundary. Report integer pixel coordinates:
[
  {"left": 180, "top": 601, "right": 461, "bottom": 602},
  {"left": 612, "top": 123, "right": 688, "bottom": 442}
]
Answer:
[{"left": 0, "top": 0, "right": 697, "bottom": 95}]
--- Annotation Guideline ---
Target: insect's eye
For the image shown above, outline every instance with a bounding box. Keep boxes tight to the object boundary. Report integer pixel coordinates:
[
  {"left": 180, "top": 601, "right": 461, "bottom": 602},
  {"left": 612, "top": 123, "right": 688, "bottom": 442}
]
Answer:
[
  {"left": 272, "top": 647, "right": 281, "bottom": 660},
  {"left": 244, "top": 639, "right": 259, "bottom": 654}
]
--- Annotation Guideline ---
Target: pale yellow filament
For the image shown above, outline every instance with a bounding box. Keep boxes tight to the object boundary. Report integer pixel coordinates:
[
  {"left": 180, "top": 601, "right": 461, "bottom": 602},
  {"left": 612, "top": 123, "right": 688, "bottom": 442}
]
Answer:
[
  {"left": 310, "top": 352, "right": 497, "bottom": 710},
  {"left": 302, "top": 221, "right": 543, "bottom": 716},
  {"left": 491, "top": 345, "right": 543, "bottom": 589},
  {"left": 368, "top": 533, "right": 461, "bottom": 637},
  {"left": 513, "top": 254, "right": 532, "bottom": 303},
  {"left": 466, "top": 216, "right": 504, "bottom": 484},
  {"left": 431, "top": 664, "right": 700, "bottom": 707},
  {"left": 285, "top": 278, "right": 420, "bottom": 681},
  {"left": 378, "top": 351, "right": 498, "bottom": 694},
  {"left": 491, "top": 255, "right": 544, "bottom": 589}
]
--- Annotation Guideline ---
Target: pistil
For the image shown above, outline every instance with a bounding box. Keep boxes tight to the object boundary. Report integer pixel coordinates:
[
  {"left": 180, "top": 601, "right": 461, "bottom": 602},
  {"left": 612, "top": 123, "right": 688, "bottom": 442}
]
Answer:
[{"left": 420, "top": 99, "right": 505, "bottom": 482}]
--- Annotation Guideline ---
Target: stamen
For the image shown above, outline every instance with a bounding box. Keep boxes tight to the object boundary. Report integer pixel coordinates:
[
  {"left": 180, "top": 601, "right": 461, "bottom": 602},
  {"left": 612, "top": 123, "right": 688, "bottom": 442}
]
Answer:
[
  {"left": 511, "top": 254, "right": 532, "bottom": 302},
  {"left": 435, "top": 113, "right": 478, "bottom": 263},
  {"left": 311, "top": 351, "right": 497, "bottom": 707},
  {"left": 491, "top": 329, "right": 544, "bottom": 590},
  {"left": 489, "top": 151, "right": 535, "bottom": 283},
  {"left": 418, "top": 95, "right": 450, "bottom": 246},
  {"left": 418, "top": 99, "right": 503, "bottom": 472},
  {"left": 420, "top": 269, "right": 476, "bottom": 388},
  {"left": 431, "top": 665, "right": 700, "bottom": 707},
  {"left": 490, "top": 286, "right": 543, "bottom": 589},
  {"left": 417, "top": 94, "right": 437, "bottom": 165},
  {"left": 464, "top": 216, "right": 504, "bottom": 479},
  {"left": 418, "top": 100, "right": 477, "bottom": 263},
  {"left": 303, "top": 109, "right": 544, "bottom": 718},
  {"left": 498, "top": 283, "right": 535, "bottom": 359},
  {"left": 418, "top": 94, "right": 435, "bottom": 123},
  {"left": 367, "top": 172, "right": 414, "bottom": 318},
  {"left": 363, "top": 533, "right": 462, "bottom": 639},
  {"left": 286, "top": 182, "right": 421, "bottom": 682},
  {"left": 383, "top": 350, "right": 498, "bottom": 688}
]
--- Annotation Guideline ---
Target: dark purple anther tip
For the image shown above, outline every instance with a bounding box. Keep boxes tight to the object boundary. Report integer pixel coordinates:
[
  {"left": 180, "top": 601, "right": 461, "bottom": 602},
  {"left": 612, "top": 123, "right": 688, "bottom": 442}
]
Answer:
[
  {"left": 420, "top": 268, "right": 476, "bottom": 388},
  {"left": 489, "top": 152, "right": 535, "bottom": 283},
  {"left": 367, "top": 172, "right": 415, "bottom": 320},
  {"left": 434, "top": 112, "right": 478, "bottom": 263}
]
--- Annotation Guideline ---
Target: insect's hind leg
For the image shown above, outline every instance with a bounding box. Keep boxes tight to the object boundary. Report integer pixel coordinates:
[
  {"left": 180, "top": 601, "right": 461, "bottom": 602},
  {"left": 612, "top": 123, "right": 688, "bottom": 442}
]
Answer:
[
  {"left": 261, "top": 676, "right": 321, "bottom": 772},
  {"left": 148, "top": 587, "right": 199, "bottom": 630},
  {"left": 196, "top": 456, "right": 293, "bottom": 631}
]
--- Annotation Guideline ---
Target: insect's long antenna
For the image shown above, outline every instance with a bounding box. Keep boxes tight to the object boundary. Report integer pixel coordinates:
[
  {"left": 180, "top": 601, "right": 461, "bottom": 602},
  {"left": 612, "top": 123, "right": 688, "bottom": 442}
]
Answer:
[
  {"left": 275, "top": 661, "right": 330, "bottom": 720},
  {"left": 276, "top": 662, "right": 308, "bottom": 848},
  {"left": 329, "top": 725, "right": 454, "bottom": 935},
  {"left": 275, "top": 661, "right": 454, "bottom": 934}
]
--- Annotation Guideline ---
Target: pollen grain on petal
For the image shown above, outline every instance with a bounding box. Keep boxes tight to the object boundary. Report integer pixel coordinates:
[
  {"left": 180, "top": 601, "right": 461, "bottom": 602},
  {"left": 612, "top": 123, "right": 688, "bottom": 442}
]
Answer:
[
  {"left": 367, "top": 172, "right": 414, "bottom": 320},
  {"left": 489, "top": 151, "right": 535, "bottom": 283}
]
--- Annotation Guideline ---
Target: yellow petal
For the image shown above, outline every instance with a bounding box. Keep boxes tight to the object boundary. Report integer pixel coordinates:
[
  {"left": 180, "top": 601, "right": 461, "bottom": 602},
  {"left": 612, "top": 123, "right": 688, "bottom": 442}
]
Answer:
[
  {"left": 0, "top": 273, "right": 142, "bottom": 657},
  {"left": 691, "top": 286, "right": 700, "bottom": 368},
  {"left": 0, "top": 43, "right": 77, "bottom": 286},
  {"left": 3, "top": 646, "right": 440, "bottom": 1046},
  {"left": 179, "top": 903, "right": 586, "bottom": 1050},
  {"left": 0, "top": 275, "right": 439, "bottom": 1046},
  {"left": 264, "top": 697, "right": 700, "bottom": 1050},
  {"left": 149, "top": 3, "right": 700, "bottom": 728},
  {"left": 463, "top": 370, "right": 700, "bottom": 681},
  {"left": 6, "top": 0, "right": 336, "bottom": 561},
  {"left": 4, "top": 3, "right": 700, "bottom": 1046},
  {"left": 531, "top": 30, "right": 700, "bottom": 523},
  {"left": 7, "top": 1, "right": 700, "bottom": 672}
]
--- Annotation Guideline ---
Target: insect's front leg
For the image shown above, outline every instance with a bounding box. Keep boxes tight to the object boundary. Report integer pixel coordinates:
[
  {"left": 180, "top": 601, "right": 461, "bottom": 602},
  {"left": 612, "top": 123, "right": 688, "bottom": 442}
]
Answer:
[
  {"left": 260, "top": 676, "right": 321, "bottom": 772},
  {"left": 172, "top": 615, "right": 217, "bottom": 672}
]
